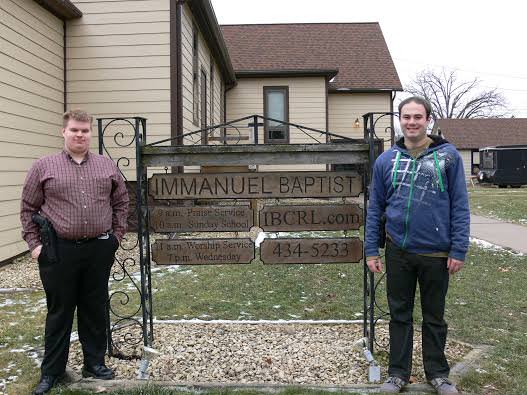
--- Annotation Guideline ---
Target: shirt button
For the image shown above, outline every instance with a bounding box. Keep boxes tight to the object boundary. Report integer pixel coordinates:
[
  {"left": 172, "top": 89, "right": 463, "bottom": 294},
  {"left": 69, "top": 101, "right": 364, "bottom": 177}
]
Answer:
[
  {"left": 83, "top": 205, "right": 87, "bottom": 208},
  {"left": 81, "top": 191, "right": 85, "bottom": 194},
  {"left": 84, "top": 221, "right": 88, "bottom": 224}
]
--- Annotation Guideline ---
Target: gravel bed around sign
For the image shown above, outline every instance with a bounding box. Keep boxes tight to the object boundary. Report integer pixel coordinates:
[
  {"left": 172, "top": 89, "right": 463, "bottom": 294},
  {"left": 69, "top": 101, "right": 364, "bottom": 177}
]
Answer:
[{"left": 68, "top": 323, "right": 470, "bottom": 385}]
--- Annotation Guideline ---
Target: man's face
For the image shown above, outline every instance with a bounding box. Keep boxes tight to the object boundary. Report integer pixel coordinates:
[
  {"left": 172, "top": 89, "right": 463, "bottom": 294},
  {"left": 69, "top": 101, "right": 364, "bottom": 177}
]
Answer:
[
  {"left": 62, "top": 119, "right": 92, "bottom": 155},
  {"left": 400, "top": 102, "right": 430, "bottom": 141}
]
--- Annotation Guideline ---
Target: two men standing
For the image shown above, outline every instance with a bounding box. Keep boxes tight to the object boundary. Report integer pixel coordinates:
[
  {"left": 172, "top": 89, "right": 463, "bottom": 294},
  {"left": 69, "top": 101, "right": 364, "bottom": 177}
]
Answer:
[
  {"left": 365, "top": 96, "right": 470, "bottom": 394},
  {"left": 20, "top": 98, "right": 468, "bottom": 394},
  {"left": 20, "top": 110, "right": 129, "bottom": 394}
]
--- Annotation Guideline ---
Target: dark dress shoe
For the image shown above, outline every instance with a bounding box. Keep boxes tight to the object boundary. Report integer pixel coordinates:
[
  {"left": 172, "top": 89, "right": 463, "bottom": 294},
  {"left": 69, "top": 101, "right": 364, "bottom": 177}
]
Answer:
[
  {"left": 82, "top": 364, "right": 115, "bottom": 380},
  {"left": 33, "top": 375, "right": 60, "bottom": 395}
]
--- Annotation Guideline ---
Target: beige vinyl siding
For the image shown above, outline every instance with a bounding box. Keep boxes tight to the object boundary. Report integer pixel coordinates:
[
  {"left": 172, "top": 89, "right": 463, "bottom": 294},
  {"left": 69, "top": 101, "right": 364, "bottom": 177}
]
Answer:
[
  {"left": 68, "top": 0, "right": 171, "bottom": 180},
  {"left": 0, "top": 0, "right": 64, "bottom": 261},
  {"left": 328, "top": 92, "right": 393, "bottom": 150},
  {"left": 211, "top": 62, "right": 222, "bottom": 127},
  {"left": 226, "top": 77, "right": 326, "bottom": 171}
]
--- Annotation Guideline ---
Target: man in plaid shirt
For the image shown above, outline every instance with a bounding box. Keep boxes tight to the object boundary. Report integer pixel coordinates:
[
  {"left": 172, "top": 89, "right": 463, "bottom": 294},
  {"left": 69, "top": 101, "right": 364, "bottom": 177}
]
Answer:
[{"left": 20, "top": 109, "right": 129, "bottom": 395}]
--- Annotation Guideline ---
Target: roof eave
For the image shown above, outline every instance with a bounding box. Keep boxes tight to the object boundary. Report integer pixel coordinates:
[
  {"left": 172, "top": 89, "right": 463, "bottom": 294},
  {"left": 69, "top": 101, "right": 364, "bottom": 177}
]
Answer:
[
  {"left": 188, "top": 0, "right": 236, "bottom": 86},
  {"left": 33, "top": 0, "right": 82, "bottom": 20},
  {"left": 328, "top": 87, "right": 403, "bottom": 93},
  {"left": 235, "top": 69, "right": 339, "bottom": 79}
]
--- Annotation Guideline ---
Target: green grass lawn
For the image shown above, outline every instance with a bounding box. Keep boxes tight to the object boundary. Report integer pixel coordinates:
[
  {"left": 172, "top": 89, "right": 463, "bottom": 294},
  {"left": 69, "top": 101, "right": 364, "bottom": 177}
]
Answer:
[
  {"left": 469, "top": 185, "right": 527, "bottom": 225},
  {"left": 2, "top": 240, "right": 526, "bottom": 394},
  {"left": 152, "top": 252, "right": 366, "bottom": 322}
]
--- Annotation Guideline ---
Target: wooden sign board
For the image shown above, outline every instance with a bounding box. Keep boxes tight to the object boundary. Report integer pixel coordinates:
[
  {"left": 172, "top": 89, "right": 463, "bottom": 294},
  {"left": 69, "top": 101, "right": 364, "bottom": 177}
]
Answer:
[
  {"left": 151, "top": 239, "right": 255, "bottom": 265},
  {"left": 260, "top": 238, "right": 363, "bottom": 264},
  {"left": 149, "top": 206, "right": 254, "bottom": 232},
  {"left": 149, "top": 172, "right": 362, "bottom": 200},
  {"left": 259, "top": 204, "right": 363, "bottom": 231}
]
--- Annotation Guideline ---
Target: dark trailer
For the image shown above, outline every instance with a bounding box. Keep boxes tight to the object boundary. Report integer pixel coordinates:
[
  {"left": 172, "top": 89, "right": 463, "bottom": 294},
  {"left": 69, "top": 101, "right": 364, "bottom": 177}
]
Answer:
[{"left": 478, "top": 145, "right": 527, "bottom": 187}]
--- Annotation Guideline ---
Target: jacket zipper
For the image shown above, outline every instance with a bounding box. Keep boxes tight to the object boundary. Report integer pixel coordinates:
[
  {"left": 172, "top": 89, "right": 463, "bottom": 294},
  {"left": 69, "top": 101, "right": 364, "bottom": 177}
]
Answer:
[{"left": 401, "top": 158, "right": 416, "bottom": 248}]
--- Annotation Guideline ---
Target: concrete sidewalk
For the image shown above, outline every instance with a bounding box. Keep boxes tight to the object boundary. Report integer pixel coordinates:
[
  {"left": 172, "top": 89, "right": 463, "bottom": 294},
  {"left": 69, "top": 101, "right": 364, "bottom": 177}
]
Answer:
[{"left": 471, "top": 214, "right": 527, "bottom": 254}]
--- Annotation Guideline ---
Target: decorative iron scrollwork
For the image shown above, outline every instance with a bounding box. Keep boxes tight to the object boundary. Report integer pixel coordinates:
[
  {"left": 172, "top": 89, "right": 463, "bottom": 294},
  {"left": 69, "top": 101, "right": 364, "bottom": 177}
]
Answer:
[
  {"left": 362, "top": 112, "right": 398, "bottom": 353},
  {"left": 98, "top": 117, "right": 150, "bottom": 359}
]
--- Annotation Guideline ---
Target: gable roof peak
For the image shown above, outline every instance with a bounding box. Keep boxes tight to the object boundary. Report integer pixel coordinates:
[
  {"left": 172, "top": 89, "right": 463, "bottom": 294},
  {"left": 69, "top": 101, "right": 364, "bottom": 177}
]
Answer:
[{"left": 220, "top": 23, "right": 401, "bottom": 91}]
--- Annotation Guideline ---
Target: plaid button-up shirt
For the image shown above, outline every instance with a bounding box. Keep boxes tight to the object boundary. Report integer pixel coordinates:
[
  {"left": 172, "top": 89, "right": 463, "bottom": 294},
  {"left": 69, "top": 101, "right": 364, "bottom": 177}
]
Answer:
[{"left": 21, "top": 150, "right": 129, "bottom": 251}]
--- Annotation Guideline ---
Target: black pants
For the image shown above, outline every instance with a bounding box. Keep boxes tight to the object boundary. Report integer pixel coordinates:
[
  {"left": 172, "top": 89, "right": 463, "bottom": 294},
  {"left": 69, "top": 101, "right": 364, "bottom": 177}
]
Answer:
[
  {"left": 385, "top": 241, "right": 450, "bottom": 381},
  {"left": 38, "top": 235, "right": 118, "bottom": 376}
]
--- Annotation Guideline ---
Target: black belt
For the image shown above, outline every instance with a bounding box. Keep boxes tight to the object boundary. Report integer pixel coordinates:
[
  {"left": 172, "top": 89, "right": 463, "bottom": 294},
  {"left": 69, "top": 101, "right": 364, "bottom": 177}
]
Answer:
[{"left": 58, "top": 232, "right": 111, "bottom": 245}]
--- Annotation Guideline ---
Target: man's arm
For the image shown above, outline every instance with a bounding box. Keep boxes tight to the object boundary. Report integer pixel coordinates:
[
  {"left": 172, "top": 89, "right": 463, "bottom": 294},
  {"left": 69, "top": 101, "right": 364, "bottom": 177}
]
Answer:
[
  {"left": 447, "top": 150, "right": 470, "bottom": 270},
  {"left": 20, "top": 163, "right": 44, "bottom": 253},
  {"left": 110, "top": 167, "right": 129, "bottom": 241},
  {"left": 365, "top": 158, "right": 387, "bottom": 272}
]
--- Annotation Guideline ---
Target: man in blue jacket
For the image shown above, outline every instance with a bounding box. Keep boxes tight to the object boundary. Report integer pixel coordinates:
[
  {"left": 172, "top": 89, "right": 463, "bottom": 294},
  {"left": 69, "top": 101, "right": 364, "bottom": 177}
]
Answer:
[{"left": 365, "top": 96, "right": 470, "bottom": 394}]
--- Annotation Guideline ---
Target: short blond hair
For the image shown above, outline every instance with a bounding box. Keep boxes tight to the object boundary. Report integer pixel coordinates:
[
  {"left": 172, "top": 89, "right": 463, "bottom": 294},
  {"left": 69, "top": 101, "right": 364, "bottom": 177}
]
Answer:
[{"left": 63, "top": 109, "right": 93, "bottom": 128}]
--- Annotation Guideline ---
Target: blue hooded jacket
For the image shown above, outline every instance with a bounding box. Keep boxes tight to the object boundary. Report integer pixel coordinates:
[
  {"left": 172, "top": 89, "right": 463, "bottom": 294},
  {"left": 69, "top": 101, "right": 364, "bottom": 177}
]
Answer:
[{"left": 365, "top": 135, "right": 470, "bottom": 261}]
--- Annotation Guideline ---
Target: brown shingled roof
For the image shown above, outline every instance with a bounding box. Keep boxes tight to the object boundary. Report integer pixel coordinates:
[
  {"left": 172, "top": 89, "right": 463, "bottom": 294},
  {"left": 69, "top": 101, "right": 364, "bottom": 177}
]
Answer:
[
  {"left": 220, "top": 23, "right": 402, "bottom": 91},
  {"left": 433, "top": 118, "right": 527, "bottom": 150}
]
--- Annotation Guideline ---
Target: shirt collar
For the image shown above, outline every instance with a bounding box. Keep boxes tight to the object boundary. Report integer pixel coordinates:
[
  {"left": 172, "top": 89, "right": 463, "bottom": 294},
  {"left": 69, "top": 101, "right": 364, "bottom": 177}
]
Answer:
[{"left": 62, "top": 149, "right": 90, "bottom": 165}]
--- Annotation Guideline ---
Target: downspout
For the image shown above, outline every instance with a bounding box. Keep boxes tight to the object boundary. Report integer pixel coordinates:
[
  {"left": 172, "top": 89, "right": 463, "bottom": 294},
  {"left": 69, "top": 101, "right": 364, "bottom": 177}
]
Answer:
[
  {"left": 176, "top": 0, "right": 184, "bottom": 147},
  {"left": 63, "top": 20, "right": 67, "bottom": 112},
  {"left": 224, "top": 82, "right": 236, "bottom": 145},
  {"left": 325, "top": 76, "right": 329, "bottom": 171},
  {"left": 325, "top": 76, "right": 329, "bottom": 143},
  {"left": 171, "top": 0, "right": 184, "bottom": 172},
  {"left": 390, "top": 91, "right": 396, "bottom": 146},
  {"left": 223, "top": 83, "right": 227, "bottom": 145},
  {"left": 223, "top": 84, "right": 227, "bottom": 125}
]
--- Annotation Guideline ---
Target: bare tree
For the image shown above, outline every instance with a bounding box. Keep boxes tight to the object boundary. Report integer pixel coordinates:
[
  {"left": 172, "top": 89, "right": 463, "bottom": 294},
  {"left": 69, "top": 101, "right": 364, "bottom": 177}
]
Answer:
[{"left": 406, "top": 69, "right": 508, "bottom": 121}]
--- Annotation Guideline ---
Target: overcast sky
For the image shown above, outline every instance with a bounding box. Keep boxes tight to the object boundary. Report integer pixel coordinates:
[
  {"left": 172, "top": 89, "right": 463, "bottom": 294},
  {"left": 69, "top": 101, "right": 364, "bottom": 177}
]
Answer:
[{"left": 211, "top": 0, "right": 527, "bottom": 118}]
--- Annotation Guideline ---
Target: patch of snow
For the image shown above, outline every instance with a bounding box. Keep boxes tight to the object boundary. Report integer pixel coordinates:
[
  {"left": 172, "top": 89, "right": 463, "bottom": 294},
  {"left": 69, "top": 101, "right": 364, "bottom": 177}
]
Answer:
[
  {"left": 470, "top": 237, "right": 525, "bottom": 256},
  {"left": 0, "top": 299, "right": 22, "bottom": 307},
  {"left": 254, "top": 232, "right": 266, "bottom": 247}
]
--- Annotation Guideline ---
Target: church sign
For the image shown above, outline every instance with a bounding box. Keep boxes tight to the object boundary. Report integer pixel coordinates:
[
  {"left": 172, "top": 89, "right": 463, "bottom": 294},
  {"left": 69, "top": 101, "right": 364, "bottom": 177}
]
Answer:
[
  {"left": 149, "top": 172, "right": 362, "bottom": 200},
  {"left": 260, "top": 238, "right": 363, "bottom": 264},
  {"left": 151, "top": 239, "right": 255, "bottom": 265},
  {"left": 259, "top": 204, "right": 363, "bottom": 232},
  {"left": 149, "top": 206, "right": 254, "bottom": 232}
]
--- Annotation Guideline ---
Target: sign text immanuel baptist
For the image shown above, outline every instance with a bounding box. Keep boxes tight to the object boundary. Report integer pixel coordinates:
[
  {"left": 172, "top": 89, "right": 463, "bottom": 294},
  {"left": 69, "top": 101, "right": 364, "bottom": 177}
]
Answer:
[{"left": 149, "top": 172, "right": 362, "bottom": 200}]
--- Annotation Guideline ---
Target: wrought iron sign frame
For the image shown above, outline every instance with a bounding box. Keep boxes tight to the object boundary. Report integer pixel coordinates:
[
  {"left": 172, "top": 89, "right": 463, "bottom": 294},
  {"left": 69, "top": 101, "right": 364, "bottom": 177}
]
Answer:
[{"left": 98, "top": 113, "right": 394, "bottom": 360}]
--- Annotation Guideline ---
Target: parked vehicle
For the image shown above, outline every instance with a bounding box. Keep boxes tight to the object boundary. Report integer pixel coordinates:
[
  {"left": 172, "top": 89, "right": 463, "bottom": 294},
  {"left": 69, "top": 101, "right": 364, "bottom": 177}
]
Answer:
[{"left": 477, "top": 145, "right": 527, "bottom": 187}]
